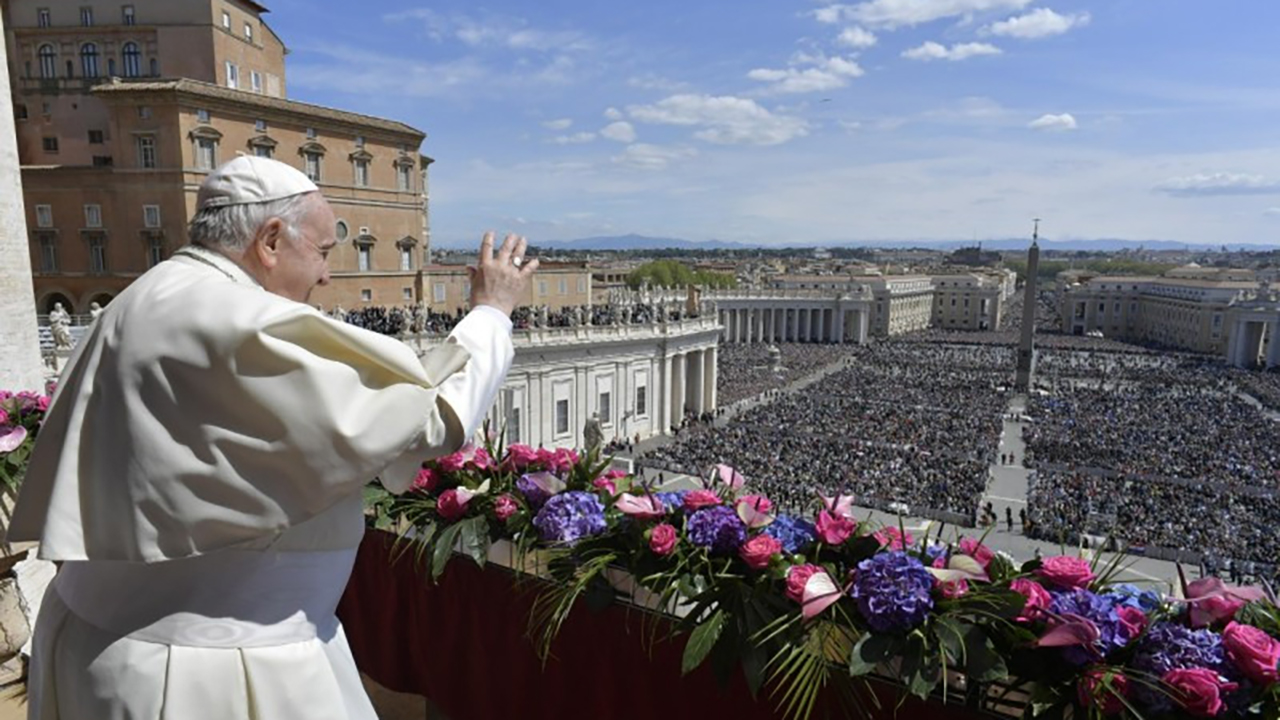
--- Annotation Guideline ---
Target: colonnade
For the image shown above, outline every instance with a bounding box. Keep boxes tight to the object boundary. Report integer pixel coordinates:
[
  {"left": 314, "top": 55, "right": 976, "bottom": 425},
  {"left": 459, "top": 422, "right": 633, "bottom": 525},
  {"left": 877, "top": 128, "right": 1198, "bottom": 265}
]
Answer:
[
  {"left": 717, "top": 305, "right": 868, "bottom": 345},
  {"left": 1227, "top": 316, "right": 1280, "bottom": 369},
  {"left": 663, "top": 345, "right": 717, "bottom": 424}
]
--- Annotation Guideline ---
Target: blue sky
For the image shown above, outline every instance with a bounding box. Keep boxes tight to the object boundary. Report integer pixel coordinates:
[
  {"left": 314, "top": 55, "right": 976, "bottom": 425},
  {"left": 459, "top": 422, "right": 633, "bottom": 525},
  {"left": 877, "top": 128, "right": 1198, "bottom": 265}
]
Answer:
[{"left": 265, "top": 0, "right": 1280, "bottom": 247}]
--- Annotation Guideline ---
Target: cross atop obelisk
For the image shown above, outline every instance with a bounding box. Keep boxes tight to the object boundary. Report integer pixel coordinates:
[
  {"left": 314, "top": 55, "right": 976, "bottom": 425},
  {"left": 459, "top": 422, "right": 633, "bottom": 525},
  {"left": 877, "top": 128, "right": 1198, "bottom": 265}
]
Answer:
[{"left": 1014, "top": 219, "right": 1041, "bottom": 391}]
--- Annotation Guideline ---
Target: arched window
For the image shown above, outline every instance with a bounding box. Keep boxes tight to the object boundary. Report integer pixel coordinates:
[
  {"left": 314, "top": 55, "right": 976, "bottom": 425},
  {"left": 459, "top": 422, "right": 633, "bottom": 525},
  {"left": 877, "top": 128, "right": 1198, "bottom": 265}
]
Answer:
[
  {"left": 38, "top": 44, "right": 56, "bottom": 79},
  {"left": 122, "top": 42, "right": 141, "bottom": 77},
  {"left": 80, "top": 43, "right": 99, "bottom": 78}
]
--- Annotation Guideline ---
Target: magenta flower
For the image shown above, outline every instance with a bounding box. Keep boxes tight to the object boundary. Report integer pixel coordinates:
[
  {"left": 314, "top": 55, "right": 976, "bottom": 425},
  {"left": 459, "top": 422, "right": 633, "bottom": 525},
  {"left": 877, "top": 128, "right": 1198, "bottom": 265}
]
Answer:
[{"left": 614, "top": 492, "right": 665, "bottom": 520}]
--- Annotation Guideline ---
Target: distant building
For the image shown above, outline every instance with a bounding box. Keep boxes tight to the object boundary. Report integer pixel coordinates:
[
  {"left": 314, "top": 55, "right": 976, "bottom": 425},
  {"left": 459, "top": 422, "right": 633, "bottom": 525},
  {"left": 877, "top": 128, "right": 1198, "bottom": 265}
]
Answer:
[
  {"left": 1059, "top": 271, "right": 1257, "bottom": 354},
  {"left": 4, "top": 0, "right": 431, "bottom": 313},
  {"left": 424, "top": 262, "right": 593, "bottom": 315},
  {"left": 945, "top": 245, "right": 1001, "bottom": 267},
  {"left": 931, "top": 273, "right": 1004, "bottom": 331}
]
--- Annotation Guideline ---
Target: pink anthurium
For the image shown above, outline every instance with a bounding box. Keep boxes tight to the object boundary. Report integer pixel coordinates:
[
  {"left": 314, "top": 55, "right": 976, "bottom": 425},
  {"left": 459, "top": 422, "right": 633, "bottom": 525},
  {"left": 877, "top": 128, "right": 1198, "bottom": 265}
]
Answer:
[
  {"left": 1036, "top": 613, "right": 1101, "bottom": 648},
  {"left": 454, "top": 479, "right": 491, "bottom": 506},
  {"left": 715, "top": 463, "right": 745, "bottom": 490},
  {"left": 1183, "top": 577, "right": 1266, "bottom": 628},
  {"left": 0, "top": 425, "right": 27, "bottom": 453},
  {"left": 735, "top": 495, "right": 775, "bottom": 529},
  {"left": 926, "top": 554, "right": 990, "bottom": 584},
  {"left": 819, "top": 493, "right": 856, "bottom": 520},
  {"left": 614, "top": 493, "right": 666, "bottom": 520},
  {"left": 801, "top": 570, "right": 844, "bottom": 621}
]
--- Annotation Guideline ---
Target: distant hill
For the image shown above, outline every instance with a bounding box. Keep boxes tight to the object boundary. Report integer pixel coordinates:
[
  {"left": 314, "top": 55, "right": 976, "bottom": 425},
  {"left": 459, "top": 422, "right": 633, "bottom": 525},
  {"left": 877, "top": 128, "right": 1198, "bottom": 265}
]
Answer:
[
  {"left": 531, "top": 234, "right": 755, "bottom": 251},
  {"left": 443, "top": 233, "right": 1276, "bottom": 252}
]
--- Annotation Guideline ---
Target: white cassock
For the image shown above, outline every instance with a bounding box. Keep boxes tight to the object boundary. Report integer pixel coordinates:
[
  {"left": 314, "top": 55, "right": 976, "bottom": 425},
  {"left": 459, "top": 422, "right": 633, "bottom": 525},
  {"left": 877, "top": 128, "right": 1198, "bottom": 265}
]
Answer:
[{"left": 8, "top": 245, "right": 514, "bottom": 720}]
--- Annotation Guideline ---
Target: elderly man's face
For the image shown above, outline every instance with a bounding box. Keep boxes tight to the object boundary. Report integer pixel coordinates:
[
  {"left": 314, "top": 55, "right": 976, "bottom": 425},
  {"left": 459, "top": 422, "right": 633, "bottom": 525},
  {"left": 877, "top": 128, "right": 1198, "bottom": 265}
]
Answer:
[{"left": 264, "top": 194, "right": 336, "bottom": 304}]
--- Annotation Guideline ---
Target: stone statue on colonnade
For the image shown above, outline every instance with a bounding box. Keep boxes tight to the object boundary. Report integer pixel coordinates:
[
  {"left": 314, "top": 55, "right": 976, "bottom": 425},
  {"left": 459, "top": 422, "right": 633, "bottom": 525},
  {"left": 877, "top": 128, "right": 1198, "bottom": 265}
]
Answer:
[
  {"left": 583, "top": 413, "right": 604, "bottom": 454},
  {"left": 49, "top": 302, "right": 72, "bottom": 350}
]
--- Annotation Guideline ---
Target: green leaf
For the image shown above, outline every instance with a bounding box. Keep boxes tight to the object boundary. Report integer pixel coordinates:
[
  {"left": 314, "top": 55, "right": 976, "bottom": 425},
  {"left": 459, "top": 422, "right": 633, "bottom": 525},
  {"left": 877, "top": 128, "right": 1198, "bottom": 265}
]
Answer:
[
  {"left": 961, "top": 625, "right": 1007, "bottom": 683},
  {"left": 933, "top": 617, "right": 966, "bottom": 666},
  {"left": 458, "top": 516, "right": 489, "bottom": 568},
  {"left": 740, "top": 643, "right": 768, "bottom": 699},
  {"left": 431, "top": 522, "right": 463, "bottom": 581},
  {"left": 682, "top": 608, "right": 726, "bottom": 675},
  {"left": 848, "top": 632, "right": 899, "bottom": 677}
]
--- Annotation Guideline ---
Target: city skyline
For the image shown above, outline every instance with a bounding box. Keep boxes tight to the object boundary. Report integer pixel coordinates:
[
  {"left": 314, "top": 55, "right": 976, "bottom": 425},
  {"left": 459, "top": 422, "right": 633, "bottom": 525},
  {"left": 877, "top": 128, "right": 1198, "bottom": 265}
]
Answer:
[{"left": 266, "top": 0, "right": 1280, "bottom": 248}]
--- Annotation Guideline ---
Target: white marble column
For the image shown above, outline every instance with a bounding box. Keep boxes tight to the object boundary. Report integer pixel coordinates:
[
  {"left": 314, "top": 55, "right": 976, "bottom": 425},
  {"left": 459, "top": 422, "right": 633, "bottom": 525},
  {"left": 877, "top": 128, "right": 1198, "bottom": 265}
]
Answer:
[
  {"left": 690, "top": 349, "right": 705, "bottom": 414},
  {"left": 755, "top": 307, "right": 765, "bottom": 344},
  {"left": 1269, "top": 320, "right": 1280, "bottom": 368},
  {"left": 834, "top": 308, "right": 845, "bottom": 344},
  {"left": 661, "top": 354, "right": 673, "bottom": 431},
  {"left": 801, "top": 309, "right": 811, "bottom": 343},
  {"left": 0, "top": 13, "right": 44, "bottom": 393},
  {"left": 704, "top": 346, "right": 717, "bottom": 411},
  {"left": 673, "top": 353, "right": 686, "bottom": 419}
]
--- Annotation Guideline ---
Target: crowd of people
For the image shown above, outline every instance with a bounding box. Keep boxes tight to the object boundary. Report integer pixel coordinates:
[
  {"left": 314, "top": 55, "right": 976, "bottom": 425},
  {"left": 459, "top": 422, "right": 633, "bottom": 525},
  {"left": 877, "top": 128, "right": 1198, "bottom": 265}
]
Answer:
[
  {"left": 328, "top": 300, "right": 698, "bottom": 337},
  {"left": 1023, "top": 352, "right": 1280, "bottom": 582},
  {"left": 642, "top": 342, "right": 1013, "bottom": 522},
  {"left": 713, "top": 344, "right": 850, "bottom": 406}
]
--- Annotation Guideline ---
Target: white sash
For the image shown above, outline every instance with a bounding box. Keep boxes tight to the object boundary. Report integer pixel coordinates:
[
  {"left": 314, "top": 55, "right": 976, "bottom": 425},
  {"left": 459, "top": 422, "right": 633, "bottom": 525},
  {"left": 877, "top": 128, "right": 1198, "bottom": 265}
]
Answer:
[{"left": 55, "top": 548, "right": 357, "bottom": 648}]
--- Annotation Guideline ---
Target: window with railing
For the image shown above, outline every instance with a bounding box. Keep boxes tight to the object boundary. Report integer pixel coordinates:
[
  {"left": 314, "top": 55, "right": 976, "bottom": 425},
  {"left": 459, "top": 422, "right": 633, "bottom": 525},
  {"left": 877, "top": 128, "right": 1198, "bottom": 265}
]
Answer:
[
  {"left": 354, "top": 159, "right": 370, "bottom": 187},
  {"left": 148, "top": 236, "right": 164, "bottom": 267},
  {"left": 400, "top": 244, "right": 412, "bottom": 271},
  {"left": 357, "top": 243, "right": 371, "bottom": 272},
  {"left": 196, "top": 138, "right": 217, "bottom": 170},
  {"left": 304, "top": 152, "right": 321, "bottom": 182},
  {"left": 39, "top": 45, "right": 56, "bottom": 79},
  {"left": 397, "top": 163, "right": 413, "bottom": 191},
  {"left": 38, "top": 235, "right": 58, "bottom": 273}
]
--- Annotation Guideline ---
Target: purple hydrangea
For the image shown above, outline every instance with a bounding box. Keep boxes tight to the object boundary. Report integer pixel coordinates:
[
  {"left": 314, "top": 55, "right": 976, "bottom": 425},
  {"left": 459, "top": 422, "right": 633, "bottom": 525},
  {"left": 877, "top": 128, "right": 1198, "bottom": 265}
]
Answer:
[
  {"left": 762, "top": 514, "right": 816, "bottom": 554},
  {"left": 532, "top": 491, "right": 606, "bottom": 545},
  {"left": 516, "top": 473, "right": 554, "bottom": 510},
  {"left": 1048, "top": 589, "right": 1130, "bottom": 665},
  {"left": 850, "top": 551, "right": 934, "bottom": 633},
  {"left": 686, "top": 506, "right": 748, "bottom": 554},
  {"left": 1132, "top": 622, "right": 1234, "bottom": 713}
]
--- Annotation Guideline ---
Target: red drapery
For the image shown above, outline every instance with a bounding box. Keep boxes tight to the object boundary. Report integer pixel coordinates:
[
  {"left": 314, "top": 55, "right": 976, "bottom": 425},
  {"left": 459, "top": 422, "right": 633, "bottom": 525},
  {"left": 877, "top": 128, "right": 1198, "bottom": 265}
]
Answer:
[{"left": 338, "top": 531, "right": 994, "bottom": 720}]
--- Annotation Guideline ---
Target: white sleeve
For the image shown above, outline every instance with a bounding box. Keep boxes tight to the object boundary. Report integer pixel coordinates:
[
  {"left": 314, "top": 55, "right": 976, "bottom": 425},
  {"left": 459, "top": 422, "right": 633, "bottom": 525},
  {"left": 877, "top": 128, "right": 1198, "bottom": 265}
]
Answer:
[{"left": 434, "top": 305, "right": 515, "bottom": 441}]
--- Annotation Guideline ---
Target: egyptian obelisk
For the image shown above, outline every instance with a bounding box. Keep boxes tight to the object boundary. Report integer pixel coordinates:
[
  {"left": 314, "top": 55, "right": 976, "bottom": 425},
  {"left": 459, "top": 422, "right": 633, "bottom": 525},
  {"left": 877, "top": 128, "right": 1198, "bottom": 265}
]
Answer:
[
  {"left": 0, "top": 11, "right": 45, "bottom": 392},
  {"left": 1014, "top": 220, "right": 1041, "bottom": 391}
]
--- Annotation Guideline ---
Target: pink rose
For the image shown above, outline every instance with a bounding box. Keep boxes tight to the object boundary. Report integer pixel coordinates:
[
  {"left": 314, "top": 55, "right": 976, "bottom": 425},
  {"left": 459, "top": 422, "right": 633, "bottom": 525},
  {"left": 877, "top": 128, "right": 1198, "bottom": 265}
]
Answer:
[
  {"left": 35, "top": 395, "right": 51, "bottom": 413},
  {"left": 505, "top": 444, "right": 539, "bottom": 470},
  {"left": 1222, "top": 621, "right": 1280, "bottom": 685},
  {"left": 603, "top": 468, "right": 628, "bottom": 480},
  {"left": 1116, "top": 606, "right": 1148, "bottom": 642},
  {"left": 591, "top": 477, "right": 617, "bottom": 495},
  {"left": 1077, "top": 667, "right": 1129, "bottom": 716},
  {"left": 936, "top": 578, "right": 969, "bottom": 599},
  {"left": 615, "top": 493, "right": 666, "bottom": 520},
  {"left": 493, "top": 494, "right": 519, "bottom": 521},
  {"left": 1162, "top": 667, "right": 1238, "bottom": 718},
  {"left": 874, "top": 527, "right": 914, "bottom": 552},
  {"left": 551, "top": 448, "right": 579, "bottom": 474},
  {"left": 1185, "top": 578, "right": 1265, "bottom": 628},
  {"left": 412, "top": 467, "right": 439, "bottom": 492},
  {"left": 648, "top": 523, "right": 678, "bottom": 556},
  {"left": 815, "top": 510, "right": 855, "bottom": 546},
  {"left": 786, "top": 564, "right": 822, "bottom": 604},
  {"left": 958, "top": 537, "right": 995, "bottom": 569},
  {"left": 683, "top": 490, "right": 721, "bottom": 510},
  {"left": 0, "top": 409, "right": 8, "bottom": 427},
  {"left": 436, "top": 489, "right": 467, "bottom": 521},
  {"left": 1010, "top": 578, "right": 1052, "bottom": 623},
  {"left": 436, "top": 452, "right": 466, "bottom": 473},
  {"left": 738, "top": 535, "right": 782, "bottom": 570},
  {"left": 1036, "top": 556, "right": 1095, "bottom": 589},
  {"left": 468, "top": 447, "right": 492, "bottom": 470}
]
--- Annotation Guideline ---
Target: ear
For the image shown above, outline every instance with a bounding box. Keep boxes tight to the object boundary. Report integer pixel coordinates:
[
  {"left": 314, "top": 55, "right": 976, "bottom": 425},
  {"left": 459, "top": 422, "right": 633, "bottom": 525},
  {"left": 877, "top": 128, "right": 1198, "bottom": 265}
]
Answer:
[{"left": 253, "top": 217, "right": 287, "bottom": 270}]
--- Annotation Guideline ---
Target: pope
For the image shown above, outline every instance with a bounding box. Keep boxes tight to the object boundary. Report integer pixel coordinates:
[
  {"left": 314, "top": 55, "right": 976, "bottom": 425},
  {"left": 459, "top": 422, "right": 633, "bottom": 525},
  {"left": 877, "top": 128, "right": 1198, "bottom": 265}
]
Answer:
[{"left": 8, "top": 155, "right": 538, "bottom": 720}]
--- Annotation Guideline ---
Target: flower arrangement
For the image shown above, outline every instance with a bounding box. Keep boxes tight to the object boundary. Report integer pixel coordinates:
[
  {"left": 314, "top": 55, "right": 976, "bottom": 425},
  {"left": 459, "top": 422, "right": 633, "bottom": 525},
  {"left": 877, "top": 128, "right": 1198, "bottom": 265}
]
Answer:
[
  {"left": 367, "top": 437, "right": 1280, "bottom": 720},
  {"left": 0, "top": 390, "right": 52, "bottom": 491}
]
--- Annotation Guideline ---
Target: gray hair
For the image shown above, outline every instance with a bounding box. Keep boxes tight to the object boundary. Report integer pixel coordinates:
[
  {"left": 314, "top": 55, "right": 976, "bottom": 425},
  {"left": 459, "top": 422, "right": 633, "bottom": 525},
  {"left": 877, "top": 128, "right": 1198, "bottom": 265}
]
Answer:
[{"left": 187, "top": 192, "right": 316, "bottom": 253}]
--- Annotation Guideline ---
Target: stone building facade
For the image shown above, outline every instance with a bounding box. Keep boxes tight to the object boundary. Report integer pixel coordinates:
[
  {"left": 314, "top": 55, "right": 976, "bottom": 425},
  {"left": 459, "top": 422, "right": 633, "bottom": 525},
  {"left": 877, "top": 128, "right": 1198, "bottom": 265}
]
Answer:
[{"left": 4, "top": 0, "right": 431, "bottom": 313}]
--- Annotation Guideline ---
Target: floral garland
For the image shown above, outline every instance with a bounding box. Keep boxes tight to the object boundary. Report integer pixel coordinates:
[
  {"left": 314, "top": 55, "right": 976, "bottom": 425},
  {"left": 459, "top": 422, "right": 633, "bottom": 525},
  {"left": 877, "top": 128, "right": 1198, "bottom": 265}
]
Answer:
[
  {"left": 0, "top": 389, "right": 52, "bottom": 492},
  {"left": 367, "top": 437, "right": 1280, "bottom": 720}
]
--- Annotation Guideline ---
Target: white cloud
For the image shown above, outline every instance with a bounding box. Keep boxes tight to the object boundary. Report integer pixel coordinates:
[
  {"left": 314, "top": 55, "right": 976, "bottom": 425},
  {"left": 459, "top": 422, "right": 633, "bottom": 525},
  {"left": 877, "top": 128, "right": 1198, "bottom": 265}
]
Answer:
[
  {"left": 542, "top": 118, "right": 573, "bottom": 130},
  {"left": 747, "top": 53, "right": 864, "bottom": 94},
  {"left": 627, "top": 74, "right": 690, "bottom": 92},
  {"left": 549, "top": 132, "right": 597, "bottom": 145},
  {"left": 1028, "top": 113, "right": 1078, "bottom": 131},
  {"left": 600, "top": 121, "right": 637, "bottom": 143},
  {"left": 836, "top": 26, "right": 877, "bottom": 48},
  {"left": 902, "top": 41, "right": 1002, "bottom": 61},
  {"left": 626, "top": 94, "right": 810, "bottom": 146},
  {"left": 388, "top": 9, "right": 593, "bottom": 53},
  {"left": 1155, "top": 173, "right": 1280, "bottom": 198},
  {"left": 612, "top": 143, "right": 697, "bottom": 170},
  {"left": 818, "top": 0, "right": 1034, "bottom": 29},
  {"left": 838, "top": 119, "right": 863, "bottom": 132},
  {"left": 986, "top": 8, "right": 1090, "bottom": 38},
  {"left": 603, "top": 107, "right": 624, "bottom": 120},
  {"left": 1265, "top": 208, "right": 1280, "bottom": 217}
]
